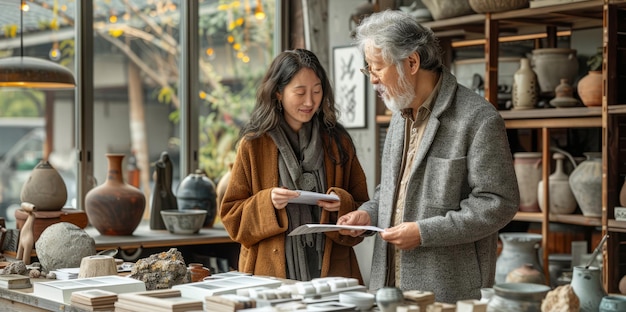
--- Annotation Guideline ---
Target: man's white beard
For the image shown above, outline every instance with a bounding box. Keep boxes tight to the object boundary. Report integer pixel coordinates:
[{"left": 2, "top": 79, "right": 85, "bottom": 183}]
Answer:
[{"left": 377, "top": 76, "right": 415, "bottom": 112}]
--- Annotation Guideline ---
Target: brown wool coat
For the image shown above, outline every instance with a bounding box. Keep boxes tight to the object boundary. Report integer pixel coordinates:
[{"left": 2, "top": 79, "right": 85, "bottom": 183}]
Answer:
[{"left": 220, "top": 131, "right": 369, "bottom": 282}]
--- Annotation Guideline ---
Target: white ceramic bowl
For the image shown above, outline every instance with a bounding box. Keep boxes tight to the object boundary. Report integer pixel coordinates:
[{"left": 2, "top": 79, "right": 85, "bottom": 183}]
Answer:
[
  {"left": 339, "top": 291, "right": 375, "bottom": 311},
  {"left": 160, "top": 209, "right": 207, "bottom": 234}
]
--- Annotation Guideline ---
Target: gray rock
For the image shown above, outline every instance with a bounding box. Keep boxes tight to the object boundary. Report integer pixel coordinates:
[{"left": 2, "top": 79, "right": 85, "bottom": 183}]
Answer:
[
  {"left": 35, "top": 222, "right": 96, "bottom": 272},
  {"left": 128, "top": 248, "right": 189, "bottom": 290}
]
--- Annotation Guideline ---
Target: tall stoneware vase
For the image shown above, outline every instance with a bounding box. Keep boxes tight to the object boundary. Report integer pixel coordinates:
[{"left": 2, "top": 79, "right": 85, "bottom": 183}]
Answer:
[
  {"left": 495, "top": 233, "right": 543, "bottom": 284},
  {"left": 569, "top": 152, "right": 602, "bottom": 217},
  {"left": 85, "top": 154, "right": 146, "bottom": 235},
  {"left": 512, "top": 58, "right": 538, "bottom": 110},
  {"left": 578, "top": 70, "right": 603, "bottom": 107},
  {"left": 514, "top": 152, "right": 542, "bottom": 212},
  {"left": 571, "top": 266, "right": 607, "bottom": 312}
]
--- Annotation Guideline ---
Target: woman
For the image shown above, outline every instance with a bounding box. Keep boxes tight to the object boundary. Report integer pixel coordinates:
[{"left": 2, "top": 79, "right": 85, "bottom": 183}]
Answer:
[{"left": 220, "top": 49, "right": 369, "bottom": 282}]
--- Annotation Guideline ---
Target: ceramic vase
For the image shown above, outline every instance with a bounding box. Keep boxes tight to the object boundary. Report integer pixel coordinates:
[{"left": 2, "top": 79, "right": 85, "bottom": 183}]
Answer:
[
  {"left": 177, "top": 169, "right": 217, "bottom": 227},
  {"left": 537, "top": 152, "right": 577, "bottom": 214},
  {"left": 578, "top": 70, "right": 603, "bottom": 107},
  {"left": 150, "top": 160, "right": 177, "bottom": 230},
  {"left": 487, "top": 283, "right": 550, "bottom": 312},
  {"left": 512, "top": 58, "right": 538, "bottom": 110},
  {"left": 514, "top": 152, "right": 542, "bottom": 212},
  {"left": 85, "top": 154, "right": 146, "bottom": 235},
  {"left": 531, "top": 48, "right": 579, "bottom": 96},
  {"left": 571, "top": 266, "right": 607, "bottom": 312},
  {"left": 495, "top": 233, "right": 543, "bottom": 284},
  {"left": 569, "top": 152, "right": 602, "bottom": 217},
  {"left": 20, "top": 160, "right": 68, "bottom": 211}
]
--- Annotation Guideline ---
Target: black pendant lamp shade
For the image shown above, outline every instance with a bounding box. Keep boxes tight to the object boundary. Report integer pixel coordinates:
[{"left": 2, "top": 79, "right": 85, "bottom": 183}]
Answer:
[{"left": 0, "top": 1, "right": 76, "bottom": 89}]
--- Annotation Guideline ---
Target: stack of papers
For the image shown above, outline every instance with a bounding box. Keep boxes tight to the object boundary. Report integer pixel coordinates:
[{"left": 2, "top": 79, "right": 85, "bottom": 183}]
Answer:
[
  {"left": 115, "top": 289, "right": 203, "bottom": 312},
  {"left": 51, "top": 268, "right": 80, "bottom": 280}
]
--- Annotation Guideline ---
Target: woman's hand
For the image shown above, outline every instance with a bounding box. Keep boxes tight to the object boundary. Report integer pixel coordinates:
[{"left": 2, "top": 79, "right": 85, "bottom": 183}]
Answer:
[
  {"left": 318, "top": 192, "right": 340, "bottom": 212},
  {"left": 271, "top": 187, "right": 300, "bottom": 209}
]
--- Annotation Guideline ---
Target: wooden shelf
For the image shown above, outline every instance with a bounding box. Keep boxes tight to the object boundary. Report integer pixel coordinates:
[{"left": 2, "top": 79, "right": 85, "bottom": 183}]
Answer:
[
  {"left": 501, "top": 107, "right": 602, "bottom": 128},
  {"left": 608, "top": 219, "right": 626, "bottom": 232},
  {"left": 513, "top": 212, "right": 602, "bottom": 226}
]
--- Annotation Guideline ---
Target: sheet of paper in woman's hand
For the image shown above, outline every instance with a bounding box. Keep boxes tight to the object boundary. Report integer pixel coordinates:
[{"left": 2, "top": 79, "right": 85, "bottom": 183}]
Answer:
[
  {"left": 288, "top": 224, "right": 384, "bottom": 236},
  {"left": 287, "top": 190, "right": 339, "bottom": 205}
]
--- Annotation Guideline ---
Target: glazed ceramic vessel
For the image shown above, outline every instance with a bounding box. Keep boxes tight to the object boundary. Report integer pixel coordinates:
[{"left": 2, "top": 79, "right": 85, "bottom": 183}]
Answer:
[
  {"left": 20, "top": 160, "right": 67, "bottom": 211},
  {"left": 512, "top": 58, "right": 538, "bottom": 110},
  {"left": 177, "top": 169, "right": 217, "bottom": 227},
  {"left": 537, "top": 152, "right": 577, "bottom": 214},
  {"left": 569, "top": 152, "right": 602, "bottom": 217},
  {"left": 571, "top": 266, "right": 607, "bottom": 312},
  {"left": 513, "top": 152, "right": 542, "bottom": 212}
]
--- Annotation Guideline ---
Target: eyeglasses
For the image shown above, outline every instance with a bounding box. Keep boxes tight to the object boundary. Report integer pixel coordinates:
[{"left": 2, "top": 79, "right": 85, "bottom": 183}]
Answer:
[{"left": 360, "top": 64, "right": 393, "bottom": 78}]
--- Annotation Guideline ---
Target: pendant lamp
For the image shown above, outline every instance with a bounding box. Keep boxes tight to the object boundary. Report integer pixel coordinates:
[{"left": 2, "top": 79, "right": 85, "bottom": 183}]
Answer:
[{"left": 0, "top": 1, "right": 75, "bottom": 89}]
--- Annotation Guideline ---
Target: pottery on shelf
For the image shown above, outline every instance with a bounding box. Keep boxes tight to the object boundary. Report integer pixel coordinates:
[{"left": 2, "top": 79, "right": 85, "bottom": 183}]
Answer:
[
  {"left": 569, "top": 152, "right": 602, "bottom": 217},
  {"left": 537, "top": 152, "right": 577, "bottom": 214},
  {"left": 549, "top": 78, "right": 580, "bottom": 108},
  {"left": 578, "top": 70, "right": 603, "bottom": 107},
  {"left": 513, "top": 152, "right": 542, "bottom": 212},
  {"left": 468, "top": 0, "right": 529, "bottom": 13},
  {"left": 531, "top": 48, "right": 579, "bottom": 96},
  {"left": 20, "top": 160, "right": 67, "bottom": 211},
  {"left": 505, "top": 263, "right": 546, "bottom": 285},
  {"left": 495, "top": 232, "right": 543, "bottom": 284},
  {"left": 177, "top": 169, "right": 217, "bottom": 227},
  {"left": 512, "top": 58, "right": 538, "bottom": 110},
  {"left": 85, "top": 154, "right": 146, "bottom": 235}
]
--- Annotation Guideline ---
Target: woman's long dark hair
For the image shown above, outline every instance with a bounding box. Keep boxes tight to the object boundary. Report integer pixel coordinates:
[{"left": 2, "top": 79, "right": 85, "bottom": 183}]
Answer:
[{"left": 239, "top": 49, "right": 355, "bottom": 165}]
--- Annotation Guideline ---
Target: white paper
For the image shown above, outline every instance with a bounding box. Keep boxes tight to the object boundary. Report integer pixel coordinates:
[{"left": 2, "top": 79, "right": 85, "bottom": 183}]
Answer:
[
  {"left": 287, "top": 190, "right": 339, "bottom": 205},
  {"left": 288, "top": 224, "right": 384, "bottom": 236}
]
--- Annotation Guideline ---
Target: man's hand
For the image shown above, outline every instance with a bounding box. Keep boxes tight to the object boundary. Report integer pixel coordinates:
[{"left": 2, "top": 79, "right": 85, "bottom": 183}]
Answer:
[
  {"left": 336, "top": 210, "right": 371, "bottom": 237},
  {"left": 318, "top": 192, "right": 340, "bottom": 212},
  {"left": 380, "top": 222, "right": 421, "bottom": 250}
]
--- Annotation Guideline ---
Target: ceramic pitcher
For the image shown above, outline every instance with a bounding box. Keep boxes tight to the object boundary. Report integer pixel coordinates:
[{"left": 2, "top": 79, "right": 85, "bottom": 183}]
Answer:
[{"left": 571, "top": 266, "right": 607, "bottom": 312}]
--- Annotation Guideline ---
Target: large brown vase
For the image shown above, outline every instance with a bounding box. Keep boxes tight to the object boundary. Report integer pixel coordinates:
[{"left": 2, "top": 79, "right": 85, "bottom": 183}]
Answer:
[{"left": 85, "top": 154, "right": 146, "bottom": 235}]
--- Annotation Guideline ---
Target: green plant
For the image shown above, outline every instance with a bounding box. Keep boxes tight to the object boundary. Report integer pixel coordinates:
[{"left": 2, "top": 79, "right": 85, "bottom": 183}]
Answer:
[{"left": 587, "top": 47, "right": 603, "bottom": 72}]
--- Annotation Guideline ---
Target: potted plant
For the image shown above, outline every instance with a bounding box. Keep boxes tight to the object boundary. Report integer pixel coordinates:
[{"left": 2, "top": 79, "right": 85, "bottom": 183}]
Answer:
[{"left": 577, "top": 47, "right": 603, "bottom": 107}]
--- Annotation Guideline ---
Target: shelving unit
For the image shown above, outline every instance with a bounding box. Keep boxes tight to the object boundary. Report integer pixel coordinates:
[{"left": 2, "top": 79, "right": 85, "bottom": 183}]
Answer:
[{"left": 375, "top": 0, "right": 626, "bottom": 292}]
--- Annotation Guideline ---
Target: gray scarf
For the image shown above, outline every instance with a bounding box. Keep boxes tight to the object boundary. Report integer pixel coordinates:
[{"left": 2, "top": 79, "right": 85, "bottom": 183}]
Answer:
[{"left": 268, "top": 118, "right": 326, "bottom": 281}]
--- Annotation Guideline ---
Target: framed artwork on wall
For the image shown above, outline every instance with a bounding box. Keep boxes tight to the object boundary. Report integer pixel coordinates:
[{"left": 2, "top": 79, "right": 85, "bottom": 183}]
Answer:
[{"left": 332, "top": 45, "right": 367, "bottom": 129}]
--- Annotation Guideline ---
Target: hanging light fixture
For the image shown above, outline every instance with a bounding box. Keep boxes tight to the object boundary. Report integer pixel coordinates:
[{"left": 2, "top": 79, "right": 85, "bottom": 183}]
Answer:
[
  {"left": 254, "top": 0, "right": 265, "bottom": 20},
  {"left": 0, "top": 1, "right": 75, "bottom": 89}
]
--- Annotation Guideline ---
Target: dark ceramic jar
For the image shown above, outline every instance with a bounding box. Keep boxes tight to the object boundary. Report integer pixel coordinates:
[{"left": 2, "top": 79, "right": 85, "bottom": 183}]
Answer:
[{"left": 176, "top": 169, "right": 217, "bottom": 227}]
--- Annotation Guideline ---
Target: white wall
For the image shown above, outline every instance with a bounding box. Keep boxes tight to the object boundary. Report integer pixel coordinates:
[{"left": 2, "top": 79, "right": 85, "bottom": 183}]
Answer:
[{"left": 328, "top": 0, "right": 377, "bottom": 287}]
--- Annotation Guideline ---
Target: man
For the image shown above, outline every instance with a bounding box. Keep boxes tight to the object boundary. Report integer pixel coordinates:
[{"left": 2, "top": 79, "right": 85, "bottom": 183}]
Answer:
[{"left": 337, "top": 10, "right": 520, "bottom": 303}]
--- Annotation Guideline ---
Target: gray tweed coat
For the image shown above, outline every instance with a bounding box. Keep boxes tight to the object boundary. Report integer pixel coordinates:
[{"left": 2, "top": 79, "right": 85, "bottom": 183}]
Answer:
[{"left": 360, "top": 70, "right": 520, "bottom": 303}]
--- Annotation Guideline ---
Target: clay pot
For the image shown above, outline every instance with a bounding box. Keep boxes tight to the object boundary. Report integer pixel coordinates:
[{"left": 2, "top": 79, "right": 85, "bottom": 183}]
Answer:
[
  {"left": 20, "top": 160, "right": 67, "bottom": 211},
  {"left": 188, "top": 263, "right": 211, "bottom": 282},
  {"left": 620, "top": 275, "right": 626, "bottom": 294},
  {"left": 531, "top": 48, "right": 579, "bottom": 96},
  {"left": 421, "top": 0, "right": 475, "bottom": 20},
  {"left": 569, "top": 152, "right": 602, "bottom": 217},
  {"left": 468, "top": 0, "right": 529, "bottom": 13},
  {"left": 505, "top": 263, "right": 546, "bottom": 285},
  {"left": 85, "top": 154, "right": 146, "bottom": 235},
  {"left": 177, "top": 169, "right": 217, "bottom": 227},
  {"left": 578, "top": 70, "right": 603, "bottom": 107}
]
